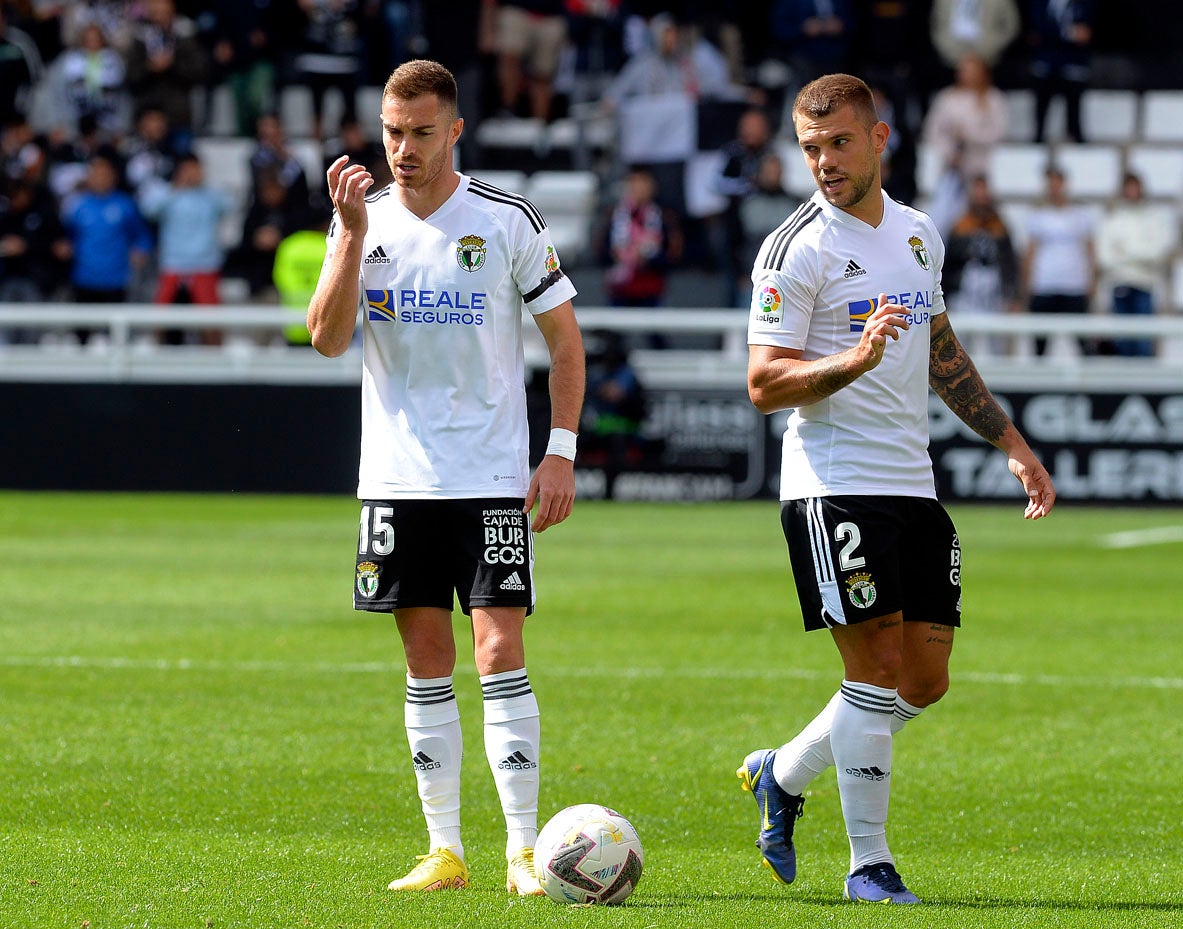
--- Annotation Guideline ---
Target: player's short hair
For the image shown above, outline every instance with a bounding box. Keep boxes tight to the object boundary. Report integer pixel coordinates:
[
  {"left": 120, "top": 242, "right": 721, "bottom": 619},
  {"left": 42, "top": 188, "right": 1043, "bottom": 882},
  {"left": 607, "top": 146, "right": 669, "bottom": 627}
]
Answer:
[
  {"left": 383, "top": 59, "right": 459, "bottom": 118},
  {"left": 792, "top": 74, "right": 878, "bottom": 129}
]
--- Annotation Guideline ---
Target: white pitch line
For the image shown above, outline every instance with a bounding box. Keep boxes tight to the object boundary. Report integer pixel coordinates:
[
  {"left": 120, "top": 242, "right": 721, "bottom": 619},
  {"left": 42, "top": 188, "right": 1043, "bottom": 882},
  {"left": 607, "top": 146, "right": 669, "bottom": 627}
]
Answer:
[
  {"left": 2, "top": 655, "right": 1181, "bottom": 690},
  {"left": 1099, "top": 525, "right": 1183, "bottom": 549}
]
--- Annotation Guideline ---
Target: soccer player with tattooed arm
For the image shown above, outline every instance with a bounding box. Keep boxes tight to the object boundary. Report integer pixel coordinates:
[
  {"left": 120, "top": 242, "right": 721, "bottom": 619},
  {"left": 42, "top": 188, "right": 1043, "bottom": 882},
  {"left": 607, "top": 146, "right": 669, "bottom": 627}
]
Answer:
[
  {"left": 736, "top": 73, "right": 1056, "bottom": 904},
  {"left": 307, "top": 59, "right": 584, "bottom": 896}
]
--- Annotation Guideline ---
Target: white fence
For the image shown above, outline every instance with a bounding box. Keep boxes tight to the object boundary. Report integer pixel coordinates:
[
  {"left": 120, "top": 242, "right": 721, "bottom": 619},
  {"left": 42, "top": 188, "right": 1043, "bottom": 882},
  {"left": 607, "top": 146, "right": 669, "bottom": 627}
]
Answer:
[{"left": 1, "top": 304, "right": 1182, "bottom": 392}]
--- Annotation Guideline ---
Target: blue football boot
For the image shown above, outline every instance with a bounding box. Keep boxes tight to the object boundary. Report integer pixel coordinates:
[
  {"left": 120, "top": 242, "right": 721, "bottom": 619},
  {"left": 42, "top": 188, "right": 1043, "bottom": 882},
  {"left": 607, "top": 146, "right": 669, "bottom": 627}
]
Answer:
[{"left": 736, "top": 749, "right": 805, "bottom": 883}]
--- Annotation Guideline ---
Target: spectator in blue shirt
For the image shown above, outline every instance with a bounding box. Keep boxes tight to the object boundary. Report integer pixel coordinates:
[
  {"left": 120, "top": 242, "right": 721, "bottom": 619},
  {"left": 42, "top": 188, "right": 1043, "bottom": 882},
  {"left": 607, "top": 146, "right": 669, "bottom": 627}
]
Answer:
[{"left": 62, "top": 153, "right": 152, "bottom": 304}]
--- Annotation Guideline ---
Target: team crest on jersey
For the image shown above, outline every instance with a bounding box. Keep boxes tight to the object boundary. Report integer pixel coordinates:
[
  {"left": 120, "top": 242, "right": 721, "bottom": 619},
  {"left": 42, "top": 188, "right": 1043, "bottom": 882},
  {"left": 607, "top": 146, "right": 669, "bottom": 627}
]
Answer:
[
  {"left": 908, "top": 235, "right": 931, "bottom": 271},
  {"left": 544, "top": 245, "right": 560, "bottom": 274},
  {"left": 456, "top": 234, "right": 487, "bottom": 272},
  {"left": 356, "top": 561, "right": 380, "bottom": 599},
  {"left": 845, "top": 572, "right": 877, "bottom": 609}
]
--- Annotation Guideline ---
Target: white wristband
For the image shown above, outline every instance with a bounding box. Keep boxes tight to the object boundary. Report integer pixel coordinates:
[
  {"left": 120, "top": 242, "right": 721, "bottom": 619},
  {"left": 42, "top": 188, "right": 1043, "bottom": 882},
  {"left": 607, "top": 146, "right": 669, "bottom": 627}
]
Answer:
[{"left": 545, "top": 428, "right": 578, "bottom": 461}]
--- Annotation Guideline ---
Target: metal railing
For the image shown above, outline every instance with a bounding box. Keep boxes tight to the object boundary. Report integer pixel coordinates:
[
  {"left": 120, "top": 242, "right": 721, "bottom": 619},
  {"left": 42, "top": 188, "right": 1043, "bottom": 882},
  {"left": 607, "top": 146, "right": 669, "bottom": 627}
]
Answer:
[{"left": 2, "top": 303, "right": 1182, "bottom": 391}]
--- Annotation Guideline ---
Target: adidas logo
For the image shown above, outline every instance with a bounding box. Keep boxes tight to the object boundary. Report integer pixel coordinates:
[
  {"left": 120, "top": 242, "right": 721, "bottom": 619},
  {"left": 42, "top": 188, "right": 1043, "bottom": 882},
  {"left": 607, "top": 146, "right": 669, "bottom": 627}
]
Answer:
[
  {"left": 845, "top": 765, "right": 889, "bottom": 781},
  {"left": 364, "top": 245, "right": 391, "bottom": 264},
  {"left": 843, "top": 259, "right": 867, "bottom": 279},
  {"left": 497, "top": 750, "right": 537, "bottom": 770},
  {"left": 412, "top": 751, "right": 442, "bottom": 771},
  {"left": 500, "top": 571, "right": 526, "bottom": 591}
]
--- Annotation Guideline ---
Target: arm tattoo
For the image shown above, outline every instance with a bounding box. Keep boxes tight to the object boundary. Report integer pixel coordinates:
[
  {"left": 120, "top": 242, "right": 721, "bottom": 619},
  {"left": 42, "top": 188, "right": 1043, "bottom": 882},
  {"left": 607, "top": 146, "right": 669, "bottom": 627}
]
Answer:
[
  {"left": 804, "top": 360, "right": 860, "bottom": 401},
  {"left": 928, "top": 315, "right": 1011, "bottom": 445}
]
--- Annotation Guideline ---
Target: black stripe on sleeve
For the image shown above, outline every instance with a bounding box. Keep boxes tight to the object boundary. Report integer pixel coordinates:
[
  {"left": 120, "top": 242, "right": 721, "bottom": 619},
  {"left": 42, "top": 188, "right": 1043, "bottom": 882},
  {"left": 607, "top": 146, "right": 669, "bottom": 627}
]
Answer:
[
  {"left": 468, "top": 178, "right": 546, "bottom": 233},
  {"left": 763, "top": 203, "right": 821, "bottom": 271},
  {"left": 523, "top": 268, "right": 566, "bottom": 304}
]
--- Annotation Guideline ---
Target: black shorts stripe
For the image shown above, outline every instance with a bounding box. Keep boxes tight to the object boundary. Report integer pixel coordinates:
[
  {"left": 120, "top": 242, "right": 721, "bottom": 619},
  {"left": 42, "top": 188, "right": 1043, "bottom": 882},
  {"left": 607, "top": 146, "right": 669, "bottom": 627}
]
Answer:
[
  {"left": 763, "top": 202, "right": 821, "bottom": 271},
  {"left": 806, "top": 497, "right": 834, "bottom": 584},
  {"left": 468, "top": 179, "right": 545, "bottom": 233}
]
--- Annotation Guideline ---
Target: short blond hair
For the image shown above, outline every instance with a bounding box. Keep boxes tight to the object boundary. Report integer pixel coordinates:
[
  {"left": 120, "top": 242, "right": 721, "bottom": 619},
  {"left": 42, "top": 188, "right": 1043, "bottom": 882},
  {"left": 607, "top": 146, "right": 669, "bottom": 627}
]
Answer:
[
  {"left": 793, "top": 73, "right": 878, "bottom": 128},
  {"left": 383, "top": 59, "right": 458, "bottom": 117}
]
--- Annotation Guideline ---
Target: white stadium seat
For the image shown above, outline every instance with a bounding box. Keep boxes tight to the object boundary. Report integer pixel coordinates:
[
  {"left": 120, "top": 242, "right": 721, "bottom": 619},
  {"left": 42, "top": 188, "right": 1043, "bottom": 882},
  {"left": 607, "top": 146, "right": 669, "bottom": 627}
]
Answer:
[
  {"left": 193, "top": 137, "right": 255, "bottom": 248},
  {"left": 1081, "top": 90, "right": 1139, "bottom": 143},
  {"left": 1126, "top": 147, "right": 1183, "bottom": 199},
  {"left": 1003, "top": 89, "right": 1037, "bottom": 142},
  {"left": 467, "top": 170, "right": 529, "bottom": 193},
  {"left": 1141, "top": 91, "right": 1183, "bottom": 143},
  {"left": 774, "top": 140, "right": 818, "bottom": 199},
  {"left": 997, "top": 200, "right": 1033, "bottom": 252},
  {"left": 988, "top": 144, "right": 1049, "bottom": 199},
  {"left": 683, "top": 150, "right": 728, "bottom": 218},
  {"left": 525, "top": 170, "right": 598, "bottom": 215},
  {"left": 1055, "top": 144, "right": 1123, "bottom": 199}
]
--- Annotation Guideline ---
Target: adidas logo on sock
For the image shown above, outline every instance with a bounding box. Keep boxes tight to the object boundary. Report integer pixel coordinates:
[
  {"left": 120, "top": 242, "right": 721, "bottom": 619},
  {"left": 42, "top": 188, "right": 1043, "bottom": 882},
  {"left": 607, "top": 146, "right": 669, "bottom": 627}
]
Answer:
[
  {"left": 412, "top": 751, "right": 442, "bottom": 771},
  {"left": 843, "top": 259, "right": 867, "bottom": 279},
  {"left": 500, "top": 571, "right": 526, "bottom": 591},
  {"left": 845, "top": 765, "right": 889, "bottom": 781},
  {"left": 497, "top": 750, "right": 537, "bottom": 770},
  {"left": 364, "top": 245, "right": 391, "bottom": 264}
]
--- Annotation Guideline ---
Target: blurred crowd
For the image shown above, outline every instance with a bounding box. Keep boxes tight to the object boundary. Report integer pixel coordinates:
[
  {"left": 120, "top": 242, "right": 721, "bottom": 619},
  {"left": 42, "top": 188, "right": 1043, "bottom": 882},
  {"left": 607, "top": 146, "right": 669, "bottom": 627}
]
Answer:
[{"left": 0, "top": 1, "right": 1179, "bottom": 356}]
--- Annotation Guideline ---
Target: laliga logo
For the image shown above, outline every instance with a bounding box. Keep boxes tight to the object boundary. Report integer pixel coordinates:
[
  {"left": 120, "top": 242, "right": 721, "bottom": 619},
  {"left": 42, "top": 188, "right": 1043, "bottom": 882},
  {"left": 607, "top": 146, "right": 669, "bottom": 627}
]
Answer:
[{"left": 759, "top": 285, "right": 782, "bottom": 313}]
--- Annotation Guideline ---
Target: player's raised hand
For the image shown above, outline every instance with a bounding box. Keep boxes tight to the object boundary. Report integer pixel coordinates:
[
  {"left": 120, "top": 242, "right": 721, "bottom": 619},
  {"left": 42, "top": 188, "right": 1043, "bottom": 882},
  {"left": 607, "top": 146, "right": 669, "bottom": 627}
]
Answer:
[
  {"left": 857, "top": 292, "right": 910, "bottom": 371},
  {"left": 326, "top": 155, "right": 373, "bottom": 234}
]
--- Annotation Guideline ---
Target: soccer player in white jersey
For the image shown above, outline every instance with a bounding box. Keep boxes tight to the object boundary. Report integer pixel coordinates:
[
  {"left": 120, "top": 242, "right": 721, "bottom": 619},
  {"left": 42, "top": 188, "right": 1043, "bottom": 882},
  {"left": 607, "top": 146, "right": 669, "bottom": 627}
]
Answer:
[
  {"left": 737, "top": 74, "right": 1056, "bottom": 903},
  {"left": 307, "top": 59, "right": 585, "bottom": 896}
]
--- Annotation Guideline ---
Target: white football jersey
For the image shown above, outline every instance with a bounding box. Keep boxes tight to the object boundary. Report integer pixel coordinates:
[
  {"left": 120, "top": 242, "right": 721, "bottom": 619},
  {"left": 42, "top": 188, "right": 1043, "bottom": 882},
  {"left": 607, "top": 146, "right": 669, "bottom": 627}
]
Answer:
[
  {"left": 326, "top": 175, "right": 578, "bottom": 499},
  {"left": 748, "top": 189, "right": 946, "bottom": 500}
]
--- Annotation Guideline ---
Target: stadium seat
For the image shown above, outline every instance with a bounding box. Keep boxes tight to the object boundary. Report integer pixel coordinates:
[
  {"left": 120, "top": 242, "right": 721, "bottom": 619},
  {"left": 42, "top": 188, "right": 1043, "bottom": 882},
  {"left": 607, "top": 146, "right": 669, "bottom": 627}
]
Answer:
[
  {"left": 526, "top": 171, "right": 599, "bottom": 262},
  {"left": 1081, "top": 89, "right": 1139, "bottom": 143},
  {"left": 988, "top": 144, "right": 1049, "bottom": 199},
  {"left": 468, "top": 170, "right": 529, "bottom": 193},
  {"left": 280, "top": 85, "right": 316, "bottom": 139},
  {"left": 289, "top": 139, "right": 327, "bottom": 191},
  {"left": 1126, "top": 147, "right": 1183, "bottom": 199},
  {"left": 474, "top": 117, "right": 547, "bottom": 152},
  {"left": 1055, "top": 145, "right": 1123, "bottom": 199},
  {"left": 774, "top": 140, "right": 818, "bottom": 199},
  {"left": 1002, "top": 89, "right": 1036, "bottom": 142},
  {"left": 193, "top": 137, "right": 255, "bottom": 247},
  {"left": 997, "top": 200, "right": 1033, "bottom": 252},
  {"left": 526, "top": 170, "right": 598, "bottom": 215},
  {"left": 914, "top": 143, "right": 944, "bottom": 198},
  {"left": 1141, "top": 91, "right": 1183, "bottom": 143},
  {"left": 355, "top": 86, "right": 384, "bottom": 133},
  {"left": 684, "top": 150, "right": 728, "bottom": 218}
]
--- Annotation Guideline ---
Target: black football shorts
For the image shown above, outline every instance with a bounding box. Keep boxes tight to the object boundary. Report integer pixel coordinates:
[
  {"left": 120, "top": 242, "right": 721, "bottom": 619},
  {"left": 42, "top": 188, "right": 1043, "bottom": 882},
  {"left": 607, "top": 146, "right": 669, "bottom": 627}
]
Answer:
[
  {"left": 354, "top": 498, "right": 534, "bottom": 615},
  {"left": 780, "top": 495, "right": 962, "bottom": 631}
]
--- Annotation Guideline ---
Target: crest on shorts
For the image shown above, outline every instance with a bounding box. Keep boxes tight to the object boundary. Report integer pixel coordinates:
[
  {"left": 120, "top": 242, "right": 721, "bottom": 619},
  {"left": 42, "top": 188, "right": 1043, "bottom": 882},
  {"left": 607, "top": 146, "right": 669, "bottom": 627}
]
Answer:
[
  {"left": 846, "top": 572, "right": 878, "bottom": 609},
  {"left": 356, "top": 561, "right": 380, "bottom": 599},
  {"left": 456, "top": 234, "right": 487, "bottom": 272},
  {"left": 908, "top": 235, "right": 931, "bottom": 271}
]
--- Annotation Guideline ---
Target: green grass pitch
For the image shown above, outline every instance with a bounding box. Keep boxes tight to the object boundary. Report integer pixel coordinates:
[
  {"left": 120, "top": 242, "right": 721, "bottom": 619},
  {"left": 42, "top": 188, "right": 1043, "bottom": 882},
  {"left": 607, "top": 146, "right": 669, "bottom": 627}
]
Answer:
[{"left": 1, "top": 492, "right": 1181, "bottom": 928}]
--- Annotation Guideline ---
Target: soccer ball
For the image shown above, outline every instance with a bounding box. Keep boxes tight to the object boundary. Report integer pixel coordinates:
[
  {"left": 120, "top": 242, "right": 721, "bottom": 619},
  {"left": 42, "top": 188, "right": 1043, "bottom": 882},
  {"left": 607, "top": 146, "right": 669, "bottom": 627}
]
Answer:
[{"left": 534, "top": 803, "right": 644, "bottom": 905}]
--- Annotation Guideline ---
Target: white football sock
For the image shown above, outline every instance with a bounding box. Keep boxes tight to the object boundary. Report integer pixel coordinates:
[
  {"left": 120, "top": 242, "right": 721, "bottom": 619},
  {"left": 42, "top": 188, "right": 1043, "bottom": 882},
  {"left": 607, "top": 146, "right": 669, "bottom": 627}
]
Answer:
[
  {"left": 772, "top": 691, "right": 928, "bottom": 796},
  {"left": 892, "top": 694, "right": 925, "bottom": 733},
  {"left": 481, "top": 668, "right": 540, "bottom": 857},
  {"left": 404, "top": 675, "right": 464, "bottom": 859},
  {"left": 773, "top": 690, "right": 842, "bottom": 795},
  {"left": 831, "top": 680, "right": 896, "bottom": 874}
]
